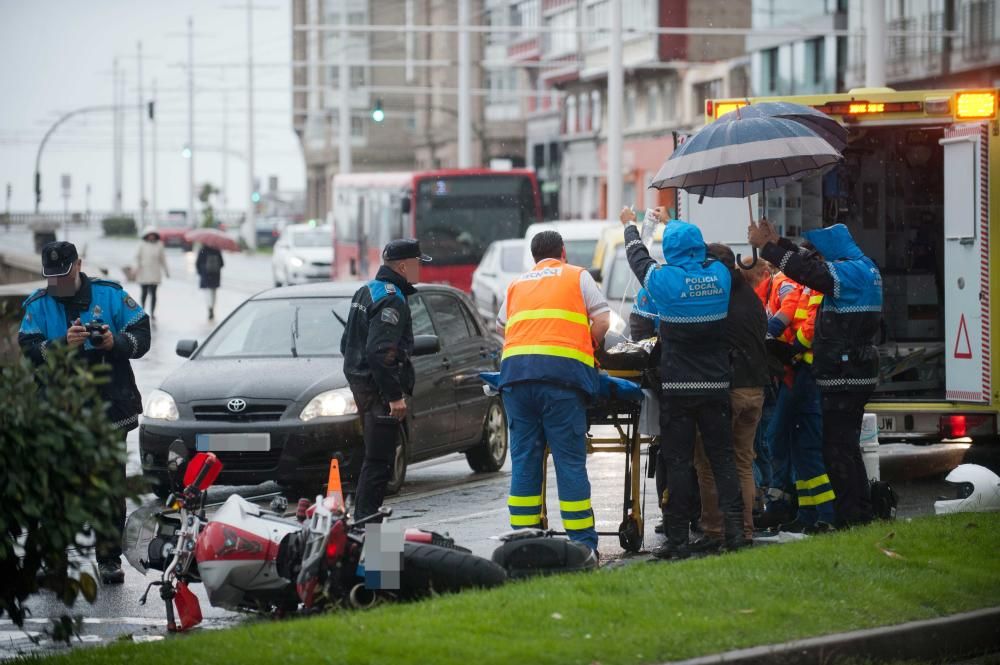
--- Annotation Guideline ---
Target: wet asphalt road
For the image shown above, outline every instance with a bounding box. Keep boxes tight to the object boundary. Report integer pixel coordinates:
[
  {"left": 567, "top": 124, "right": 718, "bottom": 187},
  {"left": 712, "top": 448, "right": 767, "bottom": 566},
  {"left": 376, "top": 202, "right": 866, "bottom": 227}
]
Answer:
[{"left": 1, "top": 225, "right": 994, "bottom": 659}]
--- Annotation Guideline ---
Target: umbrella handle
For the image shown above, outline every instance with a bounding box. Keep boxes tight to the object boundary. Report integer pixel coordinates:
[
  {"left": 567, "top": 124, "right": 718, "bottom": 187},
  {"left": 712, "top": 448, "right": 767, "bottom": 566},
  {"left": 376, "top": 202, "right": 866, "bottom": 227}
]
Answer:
[{"left": 737, "top": 247, "right": 758, "bottom": 270}]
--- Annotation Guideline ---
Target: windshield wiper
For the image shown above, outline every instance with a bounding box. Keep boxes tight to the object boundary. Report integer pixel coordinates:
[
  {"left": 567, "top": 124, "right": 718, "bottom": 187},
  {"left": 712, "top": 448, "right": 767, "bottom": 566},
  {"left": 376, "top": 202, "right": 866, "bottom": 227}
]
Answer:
[{"left": 290, "top": 306, "right": 300, "bottom": 358}]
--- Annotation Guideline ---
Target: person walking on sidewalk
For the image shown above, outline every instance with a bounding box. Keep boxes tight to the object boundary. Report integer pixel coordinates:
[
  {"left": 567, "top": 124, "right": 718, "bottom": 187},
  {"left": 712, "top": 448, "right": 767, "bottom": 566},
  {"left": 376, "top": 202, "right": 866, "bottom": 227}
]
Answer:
[
  {"left": 496, "top": 231, "right": 610, "bottom": 555},
  {"left": 749, "top": 220, "right": 882, "bottom": 528},
  {"left": 195, "top": 244, "right": 224, "bottom": 321},
  {"left": 621, "top": 208, "right": 743, "bottom": 558},
  {"left": 18, "top": 241, "right": 150, "bottom": 584},
  {"left": 134, "top": 228, "right": 169, "bottom": 319}
]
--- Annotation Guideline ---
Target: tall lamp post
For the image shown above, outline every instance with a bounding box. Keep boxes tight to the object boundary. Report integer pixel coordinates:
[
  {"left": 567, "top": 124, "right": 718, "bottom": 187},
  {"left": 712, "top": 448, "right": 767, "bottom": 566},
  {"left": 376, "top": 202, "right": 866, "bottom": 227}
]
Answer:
[{"left": 34, "top": 105, "right": 116, "bottom": 214}]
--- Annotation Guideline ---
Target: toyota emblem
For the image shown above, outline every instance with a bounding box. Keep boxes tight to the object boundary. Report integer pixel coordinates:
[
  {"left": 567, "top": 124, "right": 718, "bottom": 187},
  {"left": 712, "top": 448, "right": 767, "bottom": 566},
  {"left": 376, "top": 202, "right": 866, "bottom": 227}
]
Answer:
[{"left": 227, "top": 398, "right": 247, "bottom": 413}]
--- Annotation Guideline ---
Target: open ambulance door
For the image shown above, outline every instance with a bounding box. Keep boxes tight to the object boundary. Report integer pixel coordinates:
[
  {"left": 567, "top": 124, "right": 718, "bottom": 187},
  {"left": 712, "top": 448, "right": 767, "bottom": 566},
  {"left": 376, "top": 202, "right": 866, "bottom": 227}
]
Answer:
[
  {"left": 676, "top": 191, "right": 759, "bottom": 265},
  {"left": 940, "top": 123, "right": 991, "bottom": 403}
]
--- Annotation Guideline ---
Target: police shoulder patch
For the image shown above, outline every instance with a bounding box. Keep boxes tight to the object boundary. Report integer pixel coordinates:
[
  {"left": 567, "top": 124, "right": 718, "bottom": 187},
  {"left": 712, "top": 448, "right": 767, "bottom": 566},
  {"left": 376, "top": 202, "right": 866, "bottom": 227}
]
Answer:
[
  {"left": 385, "top": 283, "right": 397, "bottom": 294},
  {"left": 381, "top": 307, "right": 400, "bottom": 325},
  {"left": 125, "top": 295, "right": 138, "bottom": 309}
]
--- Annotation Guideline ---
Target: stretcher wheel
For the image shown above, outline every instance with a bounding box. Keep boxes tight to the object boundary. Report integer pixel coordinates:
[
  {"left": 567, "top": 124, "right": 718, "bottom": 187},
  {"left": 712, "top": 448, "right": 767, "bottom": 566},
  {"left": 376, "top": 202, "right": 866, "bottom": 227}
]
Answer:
[{"left": 618, "top": 515, "right": 642, "bottom": 553}]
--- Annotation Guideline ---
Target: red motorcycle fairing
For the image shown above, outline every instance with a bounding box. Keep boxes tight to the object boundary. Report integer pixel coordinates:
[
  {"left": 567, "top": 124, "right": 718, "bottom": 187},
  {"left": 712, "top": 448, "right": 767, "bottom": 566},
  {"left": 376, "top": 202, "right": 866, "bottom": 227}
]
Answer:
[{"left": 194, "top": 494, "right": 301, "bottom": 610}]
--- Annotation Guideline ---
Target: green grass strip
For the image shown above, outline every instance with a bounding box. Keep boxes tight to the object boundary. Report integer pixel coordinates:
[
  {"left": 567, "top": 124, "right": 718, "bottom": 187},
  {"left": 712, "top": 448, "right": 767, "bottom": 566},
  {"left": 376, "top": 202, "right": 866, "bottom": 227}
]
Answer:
[{"left": 42, "top": 513, "right": 1000, "bottom": 665}]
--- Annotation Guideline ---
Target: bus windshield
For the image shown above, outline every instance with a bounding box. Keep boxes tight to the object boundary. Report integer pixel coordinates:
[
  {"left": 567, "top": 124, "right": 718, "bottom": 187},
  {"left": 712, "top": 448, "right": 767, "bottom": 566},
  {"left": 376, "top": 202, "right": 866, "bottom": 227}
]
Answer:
[{"left": 415, "top": 175, "right": 536, "bottom": 266}]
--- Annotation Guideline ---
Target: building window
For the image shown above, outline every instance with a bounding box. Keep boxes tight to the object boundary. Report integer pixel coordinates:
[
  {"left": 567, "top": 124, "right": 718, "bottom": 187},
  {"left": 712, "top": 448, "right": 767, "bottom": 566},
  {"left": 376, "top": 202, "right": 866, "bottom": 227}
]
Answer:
[
  {"left": 546, "top": 8, "right": 578, "bottom": 56},
  {"left": 761, "top": 47, "right": 779, "bottom": 93},
  {"left": 662, "top": 77, "right": 677, "bottom": 121},
  {"left": 579, "top": 92, "right": 590, "bottom": 131},
  {"left": 625, "top": 87, "right": 636, "bottom": 127},
  {"left": 807, "top": 38, "right": 824, "bottom": 87},
  {"left": 584, "top": 1, "right": 609, "bottom": 48},
  {"left": 646, "top": 84, "right": 660, "bottom": 125},
  {"left": 591, "top": 90, "right": 602, "bottom": 132},
  {"left": 566, "top": 95, "right": 577, "bottom": 134},
  {"left": 351, "top": 115, "right": 365, "bottom": 138},
  {"left": 350, "top": 66, "right": 366, "bottom": 87}
]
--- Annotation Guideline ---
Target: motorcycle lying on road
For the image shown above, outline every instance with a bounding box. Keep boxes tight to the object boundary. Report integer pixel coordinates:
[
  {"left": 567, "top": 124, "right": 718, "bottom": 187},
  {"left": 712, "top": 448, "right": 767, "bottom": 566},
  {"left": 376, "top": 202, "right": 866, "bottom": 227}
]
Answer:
[{"left": 123, "top": 441, "right": 507, "bottom": 632}]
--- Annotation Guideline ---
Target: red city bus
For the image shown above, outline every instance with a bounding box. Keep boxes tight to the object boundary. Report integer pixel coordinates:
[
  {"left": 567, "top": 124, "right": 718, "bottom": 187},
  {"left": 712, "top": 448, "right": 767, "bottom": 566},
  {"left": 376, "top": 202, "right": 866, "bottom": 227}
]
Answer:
[{"left": 330, "top": 169, "right": 542, "bottom": 291}]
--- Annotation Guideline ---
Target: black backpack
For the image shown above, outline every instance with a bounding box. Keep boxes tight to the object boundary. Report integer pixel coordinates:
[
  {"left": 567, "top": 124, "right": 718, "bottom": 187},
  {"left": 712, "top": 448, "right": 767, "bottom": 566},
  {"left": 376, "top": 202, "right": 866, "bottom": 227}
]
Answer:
[{"left": 870, "top": 480, "right": 899, "bottom": 520}]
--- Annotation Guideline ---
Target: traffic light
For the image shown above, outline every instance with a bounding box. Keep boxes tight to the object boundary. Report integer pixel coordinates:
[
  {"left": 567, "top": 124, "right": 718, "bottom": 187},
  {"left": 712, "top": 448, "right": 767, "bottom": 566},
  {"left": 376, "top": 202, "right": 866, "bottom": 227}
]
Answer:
[
  {"left": 148, "top": 101, "right": 155, "bottom": 121},
  {"left": 251, "top": 191, "right": 261, "bottom": 203},
  {"left": 371, "top": 98, "right": 385, "bottom": 123},
  {"left": 182, "top": 145, "right": 192, "bottom": 159}
]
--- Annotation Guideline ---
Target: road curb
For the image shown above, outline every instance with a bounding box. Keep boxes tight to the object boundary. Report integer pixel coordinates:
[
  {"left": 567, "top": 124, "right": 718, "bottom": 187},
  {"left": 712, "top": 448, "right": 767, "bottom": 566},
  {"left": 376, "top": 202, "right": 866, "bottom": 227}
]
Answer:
[{"left": 667, "top": 606, "right": 1000, "bottom": 665}]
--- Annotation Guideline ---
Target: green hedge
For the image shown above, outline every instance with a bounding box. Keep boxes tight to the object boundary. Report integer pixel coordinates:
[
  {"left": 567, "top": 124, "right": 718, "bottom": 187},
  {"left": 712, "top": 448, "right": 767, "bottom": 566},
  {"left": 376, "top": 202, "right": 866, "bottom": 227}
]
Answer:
[
  {"left": 101, "top": 216, "right": 137, "bottom": 236},
  {"left": 0, "top": 347, "right": 136, "bottom": 641}
]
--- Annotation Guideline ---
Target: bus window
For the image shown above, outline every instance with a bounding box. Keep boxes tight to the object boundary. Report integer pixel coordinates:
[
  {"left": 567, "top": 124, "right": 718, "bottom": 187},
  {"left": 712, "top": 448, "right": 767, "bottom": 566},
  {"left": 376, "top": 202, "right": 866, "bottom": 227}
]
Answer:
[{"left": 414, "top": 175, "right": 536, "bottom": 266}]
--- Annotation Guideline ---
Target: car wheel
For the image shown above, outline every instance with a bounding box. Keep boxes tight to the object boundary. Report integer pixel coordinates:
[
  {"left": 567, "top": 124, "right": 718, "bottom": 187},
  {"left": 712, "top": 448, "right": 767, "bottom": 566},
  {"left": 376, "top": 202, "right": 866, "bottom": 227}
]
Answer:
[
  {"left": 466, "top": 399, "right": 508, "bottom": 473},
  {"left": 385, "top": 428, "right": 408, "bottom": 495}
]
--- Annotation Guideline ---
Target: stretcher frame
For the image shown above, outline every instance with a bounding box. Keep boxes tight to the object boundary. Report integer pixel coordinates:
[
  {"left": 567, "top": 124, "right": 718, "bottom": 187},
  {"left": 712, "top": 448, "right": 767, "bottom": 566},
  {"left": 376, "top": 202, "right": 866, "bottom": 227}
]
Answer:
[{"left": 539, "top": 395, "right": 652, "bottom": 553}]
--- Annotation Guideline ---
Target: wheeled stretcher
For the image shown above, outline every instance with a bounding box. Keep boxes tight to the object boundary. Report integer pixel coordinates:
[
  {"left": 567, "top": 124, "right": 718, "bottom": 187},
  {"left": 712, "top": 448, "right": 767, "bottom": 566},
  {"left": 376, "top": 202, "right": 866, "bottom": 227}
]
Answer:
[{"left": 481, "top": 366, "right": 658, "bottom": 554}]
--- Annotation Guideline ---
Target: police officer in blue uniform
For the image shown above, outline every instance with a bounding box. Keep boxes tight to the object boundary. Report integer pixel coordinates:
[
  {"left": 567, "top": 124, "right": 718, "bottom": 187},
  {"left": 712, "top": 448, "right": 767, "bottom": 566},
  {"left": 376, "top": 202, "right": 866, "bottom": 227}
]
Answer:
[
  {"left": 621, "top": 209, "right": 744, "bottom": 558},
  {"left": 750, "top": 220, "right": 882, "bottom": 527},
  {"left": 340, "top": 239, "right": 431, "bottom": 521},
  {"left": 19, "top": 241, "right": 151, "bottom": 584}
]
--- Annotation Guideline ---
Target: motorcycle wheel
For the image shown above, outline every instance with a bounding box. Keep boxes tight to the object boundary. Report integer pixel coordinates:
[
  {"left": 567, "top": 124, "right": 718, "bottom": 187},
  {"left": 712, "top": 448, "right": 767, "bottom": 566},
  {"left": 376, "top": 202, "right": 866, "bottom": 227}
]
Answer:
[{"left": 397, "top": 543, "right": 507, "bottom": 600}]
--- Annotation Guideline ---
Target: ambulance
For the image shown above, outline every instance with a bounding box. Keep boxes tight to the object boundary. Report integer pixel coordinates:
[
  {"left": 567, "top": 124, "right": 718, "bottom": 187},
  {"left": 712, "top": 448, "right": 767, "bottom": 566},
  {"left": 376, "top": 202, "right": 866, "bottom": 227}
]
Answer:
[{"left": 680, "top": 88, "right": 999, "bottom": 441}]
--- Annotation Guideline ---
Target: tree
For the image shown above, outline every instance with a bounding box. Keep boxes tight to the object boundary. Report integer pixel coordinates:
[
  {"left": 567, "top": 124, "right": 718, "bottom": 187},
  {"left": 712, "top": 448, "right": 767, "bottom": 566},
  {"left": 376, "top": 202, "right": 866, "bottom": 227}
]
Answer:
[
  {"left": 198, "top": 182, "right": 221, "bottom": 229},
  {"left": 0, "top": 346, "right": 135, "bottom": 642}
]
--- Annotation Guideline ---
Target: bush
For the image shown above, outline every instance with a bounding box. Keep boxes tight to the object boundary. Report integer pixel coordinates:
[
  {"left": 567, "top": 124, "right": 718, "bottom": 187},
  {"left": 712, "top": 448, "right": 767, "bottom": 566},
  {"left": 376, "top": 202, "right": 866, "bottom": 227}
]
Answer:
[
  {"left": 0, "top": 347, "right": 135, "bottom": 641},
  {"left": 101, "top": 216, "right": 136, "bottom": 236}
]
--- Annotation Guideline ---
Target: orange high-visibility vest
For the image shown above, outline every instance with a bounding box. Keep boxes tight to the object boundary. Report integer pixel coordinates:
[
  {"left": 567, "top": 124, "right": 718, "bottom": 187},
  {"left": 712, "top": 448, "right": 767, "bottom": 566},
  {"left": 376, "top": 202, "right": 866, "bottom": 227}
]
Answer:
[
  {"left": 500, "top": 259, "right": 598, "bottom": 395},
  {"left": 791, "top": 287, "right": 824, "bottom": 364}
]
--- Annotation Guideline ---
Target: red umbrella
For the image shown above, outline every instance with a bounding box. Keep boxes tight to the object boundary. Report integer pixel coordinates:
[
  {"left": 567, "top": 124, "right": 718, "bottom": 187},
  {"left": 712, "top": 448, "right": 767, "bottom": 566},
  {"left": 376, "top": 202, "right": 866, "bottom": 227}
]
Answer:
[{"left": 184, "top": 228, "right": 241, "bottom": 252}]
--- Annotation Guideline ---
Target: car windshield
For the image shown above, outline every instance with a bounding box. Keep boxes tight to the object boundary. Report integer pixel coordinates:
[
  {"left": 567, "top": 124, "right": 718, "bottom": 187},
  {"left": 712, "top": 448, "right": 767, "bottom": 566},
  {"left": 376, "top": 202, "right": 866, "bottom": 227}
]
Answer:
[
  {"left": 290, "top": 229, "right": 331, "bottom": 248},
  {"left": 197, "top": 297, "right": 350, "bottom": 358},
  {"left": 605, "top": 245, "right": 664, "bottom": 300},
  {"left": 159, "top": 217, "right": 188, "bottom": 229},
  {"left": 565, "top": 239, "right": 598, "bottom": 268},
  {"left": 500, "top": 244, "right": 524, "bottom": 272}
]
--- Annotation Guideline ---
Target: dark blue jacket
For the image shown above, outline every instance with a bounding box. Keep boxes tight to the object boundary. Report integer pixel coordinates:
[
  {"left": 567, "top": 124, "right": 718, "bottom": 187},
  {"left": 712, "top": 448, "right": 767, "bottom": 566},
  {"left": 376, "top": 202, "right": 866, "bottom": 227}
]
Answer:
[
  {"left": 625, "top": 222, "right": 731, "bottom": 396},
  {"left": 340, "top": 265, "right": 416, "bottom": 402},
  {"left": 761, "top": 224, "right": 882, "bottom": 392}
]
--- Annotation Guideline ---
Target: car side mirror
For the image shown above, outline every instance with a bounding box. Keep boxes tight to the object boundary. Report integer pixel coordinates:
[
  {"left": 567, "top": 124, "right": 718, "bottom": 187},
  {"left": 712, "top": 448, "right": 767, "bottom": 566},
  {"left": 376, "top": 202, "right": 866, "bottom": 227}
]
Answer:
[
  {"left": 401, "top": 196, "right": 411, "bottom": 214},
  {"left": 412, "top": 334, "right": 440, "bottom": 357},
  {"left": 588, "top": 267, "right": 603, "bottom": 283},
  {"left": 176, "top": 339, "right": 199, "bottom": 358}
]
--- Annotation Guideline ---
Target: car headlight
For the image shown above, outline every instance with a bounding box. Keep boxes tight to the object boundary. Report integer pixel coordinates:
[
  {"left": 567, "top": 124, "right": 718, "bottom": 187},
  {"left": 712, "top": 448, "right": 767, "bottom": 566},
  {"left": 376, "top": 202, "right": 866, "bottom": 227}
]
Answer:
[
  {"left": 289, "top": 256, "right": 305, "bottom": 268},
  {"left": 144, "top": 389, "right": 179, "bottom": 421},
  {"left": 299, "top": 388, "right": 358, "bottom": 422}
]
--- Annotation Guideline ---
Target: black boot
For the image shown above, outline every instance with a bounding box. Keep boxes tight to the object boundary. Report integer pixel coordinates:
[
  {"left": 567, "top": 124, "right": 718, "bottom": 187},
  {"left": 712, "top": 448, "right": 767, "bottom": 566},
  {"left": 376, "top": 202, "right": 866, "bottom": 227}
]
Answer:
[
  {"left": 723, "top": 512, "right": 746, "bottom": 552},
  {"left": 652, "top": 518, "right": 690, "bottom": 560}
]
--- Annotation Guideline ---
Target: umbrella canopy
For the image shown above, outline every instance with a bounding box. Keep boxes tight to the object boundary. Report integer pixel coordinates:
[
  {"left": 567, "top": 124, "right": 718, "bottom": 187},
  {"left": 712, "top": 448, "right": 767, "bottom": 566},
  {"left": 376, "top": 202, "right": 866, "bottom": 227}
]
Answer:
[
  {"left": 716, "top": 101, "right": 847, "bottom": 152},
  {"left": 649, "top": 113, "right": 842, "bottom": 197},
  {"left": 184, "top": 228, "right": 241, "bottom": 252}
]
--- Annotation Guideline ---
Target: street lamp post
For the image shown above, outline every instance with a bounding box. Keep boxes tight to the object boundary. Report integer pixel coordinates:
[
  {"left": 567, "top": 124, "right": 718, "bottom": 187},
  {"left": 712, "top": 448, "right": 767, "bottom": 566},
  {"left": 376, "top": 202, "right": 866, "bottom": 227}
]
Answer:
[{"left": 34, "top": 105, "right": 116, "bottom": 214}]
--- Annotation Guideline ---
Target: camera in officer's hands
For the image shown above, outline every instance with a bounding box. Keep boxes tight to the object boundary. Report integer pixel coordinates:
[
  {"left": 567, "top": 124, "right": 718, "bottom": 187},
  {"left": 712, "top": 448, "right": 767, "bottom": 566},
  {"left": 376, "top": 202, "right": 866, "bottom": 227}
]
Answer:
[{"left": 85, "top": 320, "right": 107, "bottom": 344}]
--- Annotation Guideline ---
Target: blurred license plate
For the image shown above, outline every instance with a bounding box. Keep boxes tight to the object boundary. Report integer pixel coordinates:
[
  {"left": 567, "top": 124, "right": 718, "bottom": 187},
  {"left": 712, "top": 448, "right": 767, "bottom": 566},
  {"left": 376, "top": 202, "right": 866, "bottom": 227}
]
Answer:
[
  {"left": 196, "top": 433, "right": 271, "bottom": 452},
  {"left": 877, "top": 416, "right": 896, "bottom": 432}
]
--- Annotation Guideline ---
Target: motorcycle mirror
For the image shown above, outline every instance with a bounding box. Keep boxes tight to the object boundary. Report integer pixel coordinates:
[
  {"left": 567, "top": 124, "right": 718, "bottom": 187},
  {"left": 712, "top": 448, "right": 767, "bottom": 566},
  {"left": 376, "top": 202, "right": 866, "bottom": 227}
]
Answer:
[{"left": 167, "top": 439, "right": 188, "bottom": 475}]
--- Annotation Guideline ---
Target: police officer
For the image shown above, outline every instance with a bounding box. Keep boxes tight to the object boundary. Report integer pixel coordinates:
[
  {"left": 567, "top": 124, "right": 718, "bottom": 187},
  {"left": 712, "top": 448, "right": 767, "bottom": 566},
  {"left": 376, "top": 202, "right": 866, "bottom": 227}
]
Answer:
[
  {"left": 341, "top": 239, "right": 431, "bottom": 522},
  {"left": 749, "top": 220, "right": 882, "bottom": 527},
  {"left": 18, "top": 241, "right": 151, "bottom": 584},
  {"left": 621, "top": 208, "right": 744, "bottom": 558}
]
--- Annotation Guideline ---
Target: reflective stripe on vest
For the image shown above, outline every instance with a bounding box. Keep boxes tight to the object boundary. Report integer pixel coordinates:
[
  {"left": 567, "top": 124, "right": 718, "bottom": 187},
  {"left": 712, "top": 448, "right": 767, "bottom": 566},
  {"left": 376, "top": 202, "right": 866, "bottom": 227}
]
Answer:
[{"left": 502, "top": 260, "right": 594, "bottom": 368}]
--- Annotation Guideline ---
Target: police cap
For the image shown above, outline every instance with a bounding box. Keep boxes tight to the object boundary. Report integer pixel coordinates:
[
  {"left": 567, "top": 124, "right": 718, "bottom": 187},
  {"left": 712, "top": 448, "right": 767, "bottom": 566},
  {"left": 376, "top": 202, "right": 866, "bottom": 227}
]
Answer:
[
  {"left": 382, "top": 238, "right": 432, "bottom": 263},
  {"left": 40, "top": 241, "right": 79, "bottom": 277}
]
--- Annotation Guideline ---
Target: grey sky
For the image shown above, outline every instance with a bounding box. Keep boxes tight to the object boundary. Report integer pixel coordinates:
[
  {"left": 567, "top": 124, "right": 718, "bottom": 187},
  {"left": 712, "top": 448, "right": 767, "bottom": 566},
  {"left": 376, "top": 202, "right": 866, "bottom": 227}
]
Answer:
[{"left": 0, "top": 0, "right": 304, "bottom": 215}]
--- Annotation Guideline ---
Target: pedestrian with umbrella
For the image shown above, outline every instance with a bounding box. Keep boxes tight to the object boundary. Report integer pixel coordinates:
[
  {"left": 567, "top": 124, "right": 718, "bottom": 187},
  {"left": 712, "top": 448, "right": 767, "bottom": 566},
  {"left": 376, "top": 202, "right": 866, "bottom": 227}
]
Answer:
[{"left": 186, "top": 228, "right": 237, "bottom": 321}]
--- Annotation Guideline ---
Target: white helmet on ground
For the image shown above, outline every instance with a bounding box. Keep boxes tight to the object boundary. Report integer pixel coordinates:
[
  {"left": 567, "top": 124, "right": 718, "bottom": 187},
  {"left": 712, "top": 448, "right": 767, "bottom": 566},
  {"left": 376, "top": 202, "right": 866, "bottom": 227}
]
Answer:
[{"left": 933, "top": 464, "right": 1000, "bottom": 515}]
